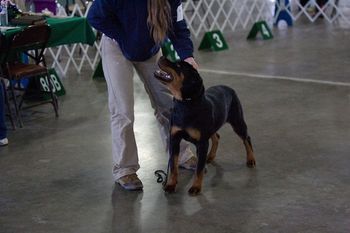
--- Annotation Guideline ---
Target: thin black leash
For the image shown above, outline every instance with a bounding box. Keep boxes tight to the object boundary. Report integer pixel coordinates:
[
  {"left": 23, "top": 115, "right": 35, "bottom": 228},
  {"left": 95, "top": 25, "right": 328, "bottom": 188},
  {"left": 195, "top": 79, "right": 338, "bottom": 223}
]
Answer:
[
  {"left": 154, "top": 161, "right": 169, "bottom": 186},
  {"left": 154, "top": 111, "right": 174, "bottom": 187}
]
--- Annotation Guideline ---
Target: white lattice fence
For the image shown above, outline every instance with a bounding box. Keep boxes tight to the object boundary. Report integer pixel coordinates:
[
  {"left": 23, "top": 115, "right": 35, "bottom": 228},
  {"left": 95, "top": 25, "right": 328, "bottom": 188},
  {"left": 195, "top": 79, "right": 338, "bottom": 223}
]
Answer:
[
  {"left": 44, "top": 2, "right": 101, "bottom": 77},
  {"left": 46, "top": 0, "right": 276, "bottom": 76},
  {"left": 275, "top": 0, "right": 350, "bottom": 24},
  {"left": 183, "top": 0, "right": 275, "bottom": 38},
  {"left": 44, "top": 0, "right": 350, "bottom": 77}
]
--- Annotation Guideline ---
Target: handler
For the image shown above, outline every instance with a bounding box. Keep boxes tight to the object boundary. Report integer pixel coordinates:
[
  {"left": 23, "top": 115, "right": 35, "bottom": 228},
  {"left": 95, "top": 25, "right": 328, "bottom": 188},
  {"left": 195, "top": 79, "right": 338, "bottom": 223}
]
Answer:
[{"left": 87, "top": 0, "right": 199, "bottom": 190}]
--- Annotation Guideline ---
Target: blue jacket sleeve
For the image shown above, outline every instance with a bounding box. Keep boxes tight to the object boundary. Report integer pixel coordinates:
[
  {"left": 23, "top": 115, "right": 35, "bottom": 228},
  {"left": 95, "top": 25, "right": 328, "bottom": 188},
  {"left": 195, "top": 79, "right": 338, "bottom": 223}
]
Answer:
[
  {"left": 168, "top": 0, "right": 194, "bottom": 60},
  {"left": 86, "top": 0, "right": 119, "bottom": 41}
]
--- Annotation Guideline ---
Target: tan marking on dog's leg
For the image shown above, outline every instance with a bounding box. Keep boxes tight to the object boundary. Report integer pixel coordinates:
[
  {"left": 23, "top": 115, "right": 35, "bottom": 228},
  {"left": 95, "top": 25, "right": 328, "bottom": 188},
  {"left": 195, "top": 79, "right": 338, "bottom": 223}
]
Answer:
[
  {"left": 188, "top": 171, "right": 204, "bottom": 196},
  {"left": 171, "top": 126, "right": 182, "bottom": 135},
  {"left": 164, "top": 154, "right": 179, "bottom": 193},
  {"left": 186, "top": 128, "right": 201, "bottom": 141},
  {"left": 207, "top": 133, "right": 220, "bottom": 163},
  {"left": 169, "top": 154, "right": 179, "bottom": 185},
  {"left": 244, "top": 139, "right": 256, "bottom": 168}
]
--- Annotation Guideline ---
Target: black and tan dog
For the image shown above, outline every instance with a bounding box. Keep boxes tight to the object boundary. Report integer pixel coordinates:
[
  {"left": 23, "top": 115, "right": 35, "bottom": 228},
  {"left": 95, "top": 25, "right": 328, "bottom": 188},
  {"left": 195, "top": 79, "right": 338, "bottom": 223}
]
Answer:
[{"left": 154, "top": 56, "right": 256, "bottom": 195}]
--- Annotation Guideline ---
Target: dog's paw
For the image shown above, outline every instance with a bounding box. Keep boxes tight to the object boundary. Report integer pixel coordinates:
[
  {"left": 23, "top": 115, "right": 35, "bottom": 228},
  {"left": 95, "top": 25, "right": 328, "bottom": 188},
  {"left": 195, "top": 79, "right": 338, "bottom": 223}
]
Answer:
[
  {"left": 206, "top": 156, "right": 215, "bottom": 164},
  {"left": 188, "top": 186, "right": 201, "bottom": 196},
  {"left": 163, "top": 184, "right": 176, "bottom": 193},
  {"left": 246, "top": 158, "right": 256, "bottom": 168}
]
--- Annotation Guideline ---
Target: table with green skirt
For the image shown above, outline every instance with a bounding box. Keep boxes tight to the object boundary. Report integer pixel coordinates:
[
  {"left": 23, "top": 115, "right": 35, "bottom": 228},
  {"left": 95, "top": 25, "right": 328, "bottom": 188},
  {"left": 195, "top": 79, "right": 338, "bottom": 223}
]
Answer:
[
  {"left": 0, "top": 16, "right": 97, "bottom": 96},
  {"left": 1, "top": 16, "right": 96, "bottom": 48}
]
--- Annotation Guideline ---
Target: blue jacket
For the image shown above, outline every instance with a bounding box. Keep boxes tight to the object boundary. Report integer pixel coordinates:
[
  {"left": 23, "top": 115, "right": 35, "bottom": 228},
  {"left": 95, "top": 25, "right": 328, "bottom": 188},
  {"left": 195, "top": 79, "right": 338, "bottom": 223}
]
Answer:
[{"left": 87, "top": 0, "right": 193, "bottom": 62}]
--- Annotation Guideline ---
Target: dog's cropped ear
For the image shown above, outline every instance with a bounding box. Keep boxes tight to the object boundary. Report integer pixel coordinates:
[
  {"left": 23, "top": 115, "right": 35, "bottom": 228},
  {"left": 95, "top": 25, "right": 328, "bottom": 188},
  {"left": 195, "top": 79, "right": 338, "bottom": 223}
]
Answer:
[
  {"left": 181, "top": 61, "right": 199, "bottom": 73},
  {"left": 180, "top": 61, "right": 202, "bottom": 81},
  {"left": 181, "top": 67, "right": 204, "bottom": 101}
]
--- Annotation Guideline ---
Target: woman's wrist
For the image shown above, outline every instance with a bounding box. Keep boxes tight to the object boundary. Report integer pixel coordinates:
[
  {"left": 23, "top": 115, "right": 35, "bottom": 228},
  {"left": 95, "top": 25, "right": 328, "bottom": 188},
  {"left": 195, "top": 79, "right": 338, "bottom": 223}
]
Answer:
[{"left": 184, "top": 57, "right": 199, "bottom": 70}]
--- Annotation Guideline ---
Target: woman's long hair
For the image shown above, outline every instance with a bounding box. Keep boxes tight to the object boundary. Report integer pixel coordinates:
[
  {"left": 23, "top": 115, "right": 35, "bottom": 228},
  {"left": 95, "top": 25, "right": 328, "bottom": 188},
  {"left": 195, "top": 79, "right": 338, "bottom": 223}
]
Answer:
[{"left": 147, "top": 0, "right": 172, "bottom": 44}]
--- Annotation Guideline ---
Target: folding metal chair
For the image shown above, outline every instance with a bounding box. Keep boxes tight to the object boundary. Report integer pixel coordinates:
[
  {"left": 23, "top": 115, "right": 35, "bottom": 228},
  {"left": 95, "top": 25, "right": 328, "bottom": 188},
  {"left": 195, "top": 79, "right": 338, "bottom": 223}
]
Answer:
[{"left": 1, "top": 24, "right": 59, "bottom": 128}]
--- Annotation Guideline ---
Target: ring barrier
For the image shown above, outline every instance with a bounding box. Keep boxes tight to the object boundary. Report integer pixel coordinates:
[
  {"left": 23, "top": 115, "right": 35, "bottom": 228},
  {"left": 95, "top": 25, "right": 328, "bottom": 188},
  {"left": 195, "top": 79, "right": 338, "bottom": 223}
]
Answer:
[
  {"left": 182, "top": 0, "right": 274, "bottom": 38},
  {"left": 43, "top": 0, "right": 349, "bottom": 77},
  {"left": 274, "top": 0, "right": 349, "bottom": 25},
  {"left": 44, "top": 2, "right": 101, "bottom": 77},
  {"left": 183, "top": 0, "right": 349, "bottom": 38}
]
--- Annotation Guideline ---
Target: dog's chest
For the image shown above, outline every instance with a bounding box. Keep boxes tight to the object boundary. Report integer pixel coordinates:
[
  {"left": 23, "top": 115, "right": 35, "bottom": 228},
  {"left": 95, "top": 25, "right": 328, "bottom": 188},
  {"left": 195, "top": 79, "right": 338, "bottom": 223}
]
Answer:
[
  {"left": 171, "top": 125, "right": 201, "bottom": 143},
  {"left": 171, "top": 102, "right": 214, "bottom": 141},
  {"left": 172, "top": 111, "right": 195, "bottom": 128},
  {"left": 172, "top": 103, "right": 208, "bottom": 128}
]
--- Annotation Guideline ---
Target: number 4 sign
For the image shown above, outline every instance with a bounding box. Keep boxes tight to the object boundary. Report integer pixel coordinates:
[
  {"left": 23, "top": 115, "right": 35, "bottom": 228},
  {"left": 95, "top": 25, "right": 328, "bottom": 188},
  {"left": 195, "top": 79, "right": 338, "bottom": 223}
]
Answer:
[
  {"left": 247, "top": 21, "right": 274, "bottom": 40},
  {"left": 198, "top": 30, "right": 228, "bottom": 51}
]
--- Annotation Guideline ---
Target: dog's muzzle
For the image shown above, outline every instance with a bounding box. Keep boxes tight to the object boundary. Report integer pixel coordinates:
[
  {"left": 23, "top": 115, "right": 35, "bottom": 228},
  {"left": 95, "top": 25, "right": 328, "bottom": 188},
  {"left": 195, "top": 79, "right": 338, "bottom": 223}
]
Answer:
[{"left": 154, "top": 70, "right": 173, "bottom": 83}]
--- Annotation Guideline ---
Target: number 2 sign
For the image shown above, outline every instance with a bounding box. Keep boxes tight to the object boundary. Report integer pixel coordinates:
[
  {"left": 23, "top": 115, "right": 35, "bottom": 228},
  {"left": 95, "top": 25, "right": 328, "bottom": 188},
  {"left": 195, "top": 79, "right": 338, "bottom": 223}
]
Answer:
[
  {"left": 161, "top": 39, "right": 181, "bottom": 62},
  {"left": 198, "top": 30, "right": 228, "bottom": 51}
]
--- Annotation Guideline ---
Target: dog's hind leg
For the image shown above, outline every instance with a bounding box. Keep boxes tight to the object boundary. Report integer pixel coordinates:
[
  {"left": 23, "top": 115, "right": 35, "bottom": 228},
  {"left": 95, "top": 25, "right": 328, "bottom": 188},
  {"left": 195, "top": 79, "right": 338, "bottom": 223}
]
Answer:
[
  {"left": 243, "top": 136, "right": 256, "bottom": 168},
  {"left": 207, "top": 133, "right": 220, "bottom": 163},
  {"left": 228, "top": 101, "right": 256, "bottom": 168}
]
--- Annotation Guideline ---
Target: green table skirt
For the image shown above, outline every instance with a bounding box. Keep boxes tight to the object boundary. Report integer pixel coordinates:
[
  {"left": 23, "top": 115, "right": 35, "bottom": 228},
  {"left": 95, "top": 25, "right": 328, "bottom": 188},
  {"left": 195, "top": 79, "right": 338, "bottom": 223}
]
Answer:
[
  {"left": 2, "top": 16, "right": 96, "bottom": 47},
  {"left": 46, "top": 17, "right": 96, "bottom": 47}
]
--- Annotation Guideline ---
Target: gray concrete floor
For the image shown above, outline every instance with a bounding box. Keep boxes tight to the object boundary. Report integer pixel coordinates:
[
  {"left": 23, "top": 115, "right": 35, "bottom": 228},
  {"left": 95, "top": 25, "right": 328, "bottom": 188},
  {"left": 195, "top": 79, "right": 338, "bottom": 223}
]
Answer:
[{"left": 1, "top": 21, "right": 350, "bottom": 233}]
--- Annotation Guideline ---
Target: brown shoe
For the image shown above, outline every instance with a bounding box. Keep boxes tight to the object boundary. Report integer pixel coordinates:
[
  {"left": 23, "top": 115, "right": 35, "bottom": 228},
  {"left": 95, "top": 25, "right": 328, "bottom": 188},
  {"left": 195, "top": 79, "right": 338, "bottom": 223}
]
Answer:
[{"left": 116, "top": 174, "right": 143, "bottom": 191}]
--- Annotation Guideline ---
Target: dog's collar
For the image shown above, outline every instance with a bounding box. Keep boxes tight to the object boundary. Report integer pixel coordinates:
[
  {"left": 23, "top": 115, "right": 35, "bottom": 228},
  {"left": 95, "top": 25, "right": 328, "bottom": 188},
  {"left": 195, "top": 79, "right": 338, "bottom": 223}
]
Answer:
[{"left": 174, "top": 86, "right": 205, "bottom": 103}]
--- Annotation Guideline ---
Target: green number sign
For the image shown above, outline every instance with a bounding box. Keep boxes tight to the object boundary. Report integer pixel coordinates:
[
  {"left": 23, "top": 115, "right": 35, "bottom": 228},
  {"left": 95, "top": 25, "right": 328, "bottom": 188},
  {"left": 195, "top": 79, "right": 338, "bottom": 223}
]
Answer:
[
  {"left": 92, "top": 59, "right": 104, "bottom": 80},
  {"left": 37, "top": 68, "right": 66, "bottom": 99},
  {"left": 247, "top": 21, "right": 273, "bottom": 40},
  {"left": 161, "top": 39, "right": 180, "bottom": 62},
  {"left": 198, "top": 30, "right": 228, "bottom": 51}
]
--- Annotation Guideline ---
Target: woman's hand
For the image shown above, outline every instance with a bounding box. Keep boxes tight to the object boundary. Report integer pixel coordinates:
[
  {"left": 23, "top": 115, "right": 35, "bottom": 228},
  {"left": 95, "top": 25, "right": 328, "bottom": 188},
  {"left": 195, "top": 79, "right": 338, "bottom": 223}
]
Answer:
[{"left": 184, "top": 57, "right": 199, "bottom": 70}]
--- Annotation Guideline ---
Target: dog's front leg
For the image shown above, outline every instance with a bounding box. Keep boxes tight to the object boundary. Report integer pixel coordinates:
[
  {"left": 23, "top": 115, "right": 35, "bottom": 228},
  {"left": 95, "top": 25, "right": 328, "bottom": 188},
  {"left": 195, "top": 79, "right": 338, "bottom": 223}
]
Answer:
[
  {"left": 164, "top": 134, "right": 181, "bottom": 193},
  {"left": 189, "top": 140, "right": 209, "bottom": 196}
]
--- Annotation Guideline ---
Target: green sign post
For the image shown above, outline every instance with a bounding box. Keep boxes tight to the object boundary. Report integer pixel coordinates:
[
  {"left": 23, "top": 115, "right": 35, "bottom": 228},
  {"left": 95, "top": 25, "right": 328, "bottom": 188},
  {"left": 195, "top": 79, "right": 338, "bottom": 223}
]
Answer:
[
  {"left": 198, "top": 30, "right": 228, "bottom": 51},
  {"left": 247, "top": 21, "right": 273, "bottom": 40},
  {"left": 161, "top": 39, "right": 180, "bottom": 62},
  {"left": 92, "top": 59, "right": 104, "bottom": 80}
]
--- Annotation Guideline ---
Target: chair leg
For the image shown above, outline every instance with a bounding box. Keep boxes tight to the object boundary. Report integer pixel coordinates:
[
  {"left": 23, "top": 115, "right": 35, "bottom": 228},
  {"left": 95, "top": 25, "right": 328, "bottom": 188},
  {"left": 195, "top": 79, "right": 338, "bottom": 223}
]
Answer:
[
  {"left": 9, "top": 78, "right": 24, "bottom": 128},
  {"left": 17, "top": 80, "right": 25, "bottom": 110},
  {"left": 1, "top": 79, "right": 16, "bottom": 130},
  {"left": 46, "top": 71, "right": 59, "bottom": 117}
]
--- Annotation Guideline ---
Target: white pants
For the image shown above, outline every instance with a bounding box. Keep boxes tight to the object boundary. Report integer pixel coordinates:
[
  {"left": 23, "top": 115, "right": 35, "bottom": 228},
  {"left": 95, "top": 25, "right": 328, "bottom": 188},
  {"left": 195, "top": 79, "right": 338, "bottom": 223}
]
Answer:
[{"left": 101, "top": 35, "right": 193, "bottom": 181}]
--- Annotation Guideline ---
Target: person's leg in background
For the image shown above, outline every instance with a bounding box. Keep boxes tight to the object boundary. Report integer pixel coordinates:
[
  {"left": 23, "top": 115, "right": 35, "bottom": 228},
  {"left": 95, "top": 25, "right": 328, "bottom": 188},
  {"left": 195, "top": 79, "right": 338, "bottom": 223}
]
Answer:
[
  {"left": 134, "top": 54, "right": 197, "bottom": 169},
  {"left": 316, "top": 0, "right": 327, "bottom": 8},
  {"left": 101, "top": 35, "right": 143, "bottom": 190},
  {"left": 316, "top": 0, "right": 328, "bottom": 15},
  {"left": 299, "top": 0, "right": 309, "bottom": 7},
  {"left": 0, "top": 80, "right": 8, "bottom": 146}
]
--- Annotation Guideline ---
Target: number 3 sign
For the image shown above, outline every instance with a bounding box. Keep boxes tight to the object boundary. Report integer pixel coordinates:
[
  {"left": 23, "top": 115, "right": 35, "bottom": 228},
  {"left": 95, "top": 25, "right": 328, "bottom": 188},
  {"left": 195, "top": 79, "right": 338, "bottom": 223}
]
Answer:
[{"left": 198, "top": 30, "right": 228, "bottom": 51}]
